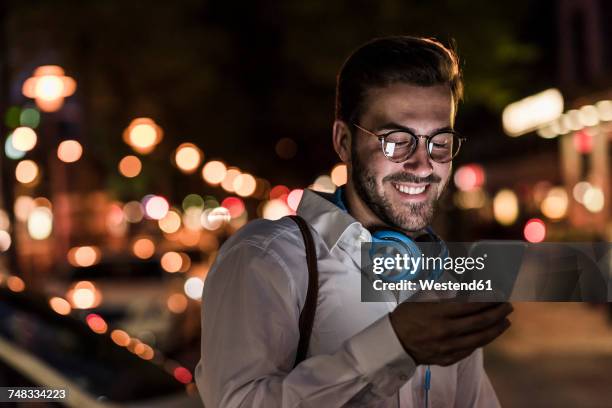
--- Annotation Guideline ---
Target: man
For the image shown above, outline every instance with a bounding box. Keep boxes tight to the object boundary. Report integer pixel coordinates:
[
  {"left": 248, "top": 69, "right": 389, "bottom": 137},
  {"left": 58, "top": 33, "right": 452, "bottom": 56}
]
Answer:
[{"left": 196, "top": 36, "right": 512, "bottom": 407}]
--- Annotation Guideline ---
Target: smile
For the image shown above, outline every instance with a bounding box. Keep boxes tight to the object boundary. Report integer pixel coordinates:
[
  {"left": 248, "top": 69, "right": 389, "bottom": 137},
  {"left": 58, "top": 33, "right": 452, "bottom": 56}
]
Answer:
[{"left": 392, "top": 182, "right": 429, "bottom": 195}]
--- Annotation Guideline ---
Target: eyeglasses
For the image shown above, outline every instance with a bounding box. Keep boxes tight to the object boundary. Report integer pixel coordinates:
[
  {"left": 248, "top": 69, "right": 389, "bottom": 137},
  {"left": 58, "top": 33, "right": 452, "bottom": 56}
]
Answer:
[{"left": 353, "top": 123, "right": 466, "bottom": 163}]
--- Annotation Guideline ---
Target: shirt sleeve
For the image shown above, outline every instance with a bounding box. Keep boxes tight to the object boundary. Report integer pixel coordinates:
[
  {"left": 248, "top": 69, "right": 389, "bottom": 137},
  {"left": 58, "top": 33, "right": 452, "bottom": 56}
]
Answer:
[
  {"left": 195, "top": 239, "right": 416, "bottom": 407},
  {"left": 454, "top": 348, "right": 501, "bottom": 408}
]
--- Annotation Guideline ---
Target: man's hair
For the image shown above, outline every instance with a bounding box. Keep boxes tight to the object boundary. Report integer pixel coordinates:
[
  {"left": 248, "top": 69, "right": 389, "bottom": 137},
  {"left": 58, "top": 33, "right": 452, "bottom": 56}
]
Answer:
[{"left": 335, "top": 36, "right": 463, "bottom": 124}]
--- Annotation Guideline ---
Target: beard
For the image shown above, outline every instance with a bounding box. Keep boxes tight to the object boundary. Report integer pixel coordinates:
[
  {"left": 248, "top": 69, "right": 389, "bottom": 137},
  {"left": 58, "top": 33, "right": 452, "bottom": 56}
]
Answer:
[{"left": 351, "top": 142, "right": 448, "bottom": 231}]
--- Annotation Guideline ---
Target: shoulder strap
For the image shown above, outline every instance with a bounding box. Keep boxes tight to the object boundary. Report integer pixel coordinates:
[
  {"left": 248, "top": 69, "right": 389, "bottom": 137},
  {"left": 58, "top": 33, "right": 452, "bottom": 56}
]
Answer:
[{"left": 288, "top": 215, "right": 319, "bottom": 368}]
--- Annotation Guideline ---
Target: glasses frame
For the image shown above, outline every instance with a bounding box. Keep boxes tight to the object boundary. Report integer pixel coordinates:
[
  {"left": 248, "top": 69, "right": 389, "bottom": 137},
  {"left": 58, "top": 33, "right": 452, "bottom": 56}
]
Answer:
[{"left": 353, "top": 123, "right": 466, "bottom": 163}]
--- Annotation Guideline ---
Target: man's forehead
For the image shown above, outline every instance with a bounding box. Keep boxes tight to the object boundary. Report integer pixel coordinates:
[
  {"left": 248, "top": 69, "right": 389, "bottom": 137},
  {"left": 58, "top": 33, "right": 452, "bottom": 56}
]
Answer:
[{"left": 363, "top": 83, "right": 455, "bottom": 127}]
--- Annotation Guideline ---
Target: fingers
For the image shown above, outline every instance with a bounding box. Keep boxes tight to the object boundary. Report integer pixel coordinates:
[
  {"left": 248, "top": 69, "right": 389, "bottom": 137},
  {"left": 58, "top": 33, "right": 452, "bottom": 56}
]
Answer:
[
  {"left": 439, "top": 301, "right": 506, "bottom": 317},
  {"left": 443, "top": 303, "right": 513, "bottom": 337},
  {"left": 443, "top": 317, "right": 511, "bottom": 353}
]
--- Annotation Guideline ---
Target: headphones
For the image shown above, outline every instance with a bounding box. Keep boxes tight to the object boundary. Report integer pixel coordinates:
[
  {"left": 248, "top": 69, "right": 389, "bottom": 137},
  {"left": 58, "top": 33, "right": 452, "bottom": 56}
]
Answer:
[{"left": 332, "top": 187, "right": 448, "bottom": 282}]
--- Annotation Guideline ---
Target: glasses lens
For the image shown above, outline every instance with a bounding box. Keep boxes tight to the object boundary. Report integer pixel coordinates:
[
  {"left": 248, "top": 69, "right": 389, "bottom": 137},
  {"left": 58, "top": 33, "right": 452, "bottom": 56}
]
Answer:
[
  {"left": 382, "top": 132, "right": 415, "bottom": 162},
  {"left": 428, "top": 132, "right": 460, "bottom": 162}
]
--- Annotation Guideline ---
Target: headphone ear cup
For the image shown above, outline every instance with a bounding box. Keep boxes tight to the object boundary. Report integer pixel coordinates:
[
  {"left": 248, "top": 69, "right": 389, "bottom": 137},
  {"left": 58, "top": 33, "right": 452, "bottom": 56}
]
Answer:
[{"left": 370, "top": 230, "right": 423, "bottom": 281}]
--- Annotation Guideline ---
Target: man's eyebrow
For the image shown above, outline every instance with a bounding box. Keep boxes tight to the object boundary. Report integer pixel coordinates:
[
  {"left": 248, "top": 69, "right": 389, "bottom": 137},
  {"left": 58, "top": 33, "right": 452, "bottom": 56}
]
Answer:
[{"left": 375, "top": 122, "right": 454, "bottom": 134}]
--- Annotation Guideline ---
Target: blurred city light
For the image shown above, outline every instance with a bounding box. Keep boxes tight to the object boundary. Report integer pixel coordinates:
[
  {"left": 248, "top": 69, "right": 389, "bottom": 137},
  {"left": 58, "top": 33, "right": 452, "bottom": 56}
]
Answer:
[
  {"left": 144, "top": 195, "right": 169, "bottom": 220},
  {"left": 0, "top": 231, "right": 11, "bottom": 252},
  {"left": 86, "top": 313, "right": 108, "bottom": 334},
  {"left": 21, "top": 65, "right": 77, "bottom": 112},
  {"left": 111, "top": 329, "right": 131, "bottom": 347},
  {"left": 57, "top": 140, "right": 83, "bottom": 163},
  {"left": 184, "top": 277, "right": 204, "bottom": 300},
  {"left": 524, "top": 218, "right": 546, "bottom": 243},
  {"left": 7, "top": 276, "right": 25, "bottom": 292},
  {"left": 493, "top": 189, "right": 519, "bottom": 226},
  {"left": 132, "top": 237, "right": 155, "bottom": 259},
  {"left": 5, "top": 135, "right": 26, "bottom": 159},
  {"left": 596, "top": 100, "right": 612, "bottom": 121},
  {"left": 27, "top": 207, "right": 53, "bottom": 240},
  {"left": 577, "top": 105, "right": 599, "bottom": 127},
  {"left": 287, "top": 189, "right": 304, "bottom": 211},
  {"left": 14, "top": 195, "right": 34, "bottom": 221},
  {"left": 583, "top": 186, "right": 605, "bottom": 213},
  {"left": 540, "top": 187, "right": 568, "bottom": 220},
  {"left": 269, "top": 185, "right": 290, "bottom": 201},
  {"left": 173, "top": 366, "right": 193, "bottom": 384},
  {"left": 454, "top": 164, "right": 485, "bottom": 192},
  {"left": 174, "top": 143, "right": 203, "bottom": 174},
  {"left": 573, "top": 130, "right": 593, "bottom": 154},
  {"left": 158, "top": 209, "right": 182, "bottom": 233},
  {"left": 161, "top": 251, "right": 183, "bottom": 273},
  {"left": 118, "top": 155, "right": 142, "bottom": 177},
  {"left": 167, "top": 293, "right": 188, "bottom": 313},
  {"left": 221, "top": 197, "right": 245, "bottom": 218},
  {"left": 262, "top": 199, "right": 292, "bottom": 220},
  {"left": 19, "top": 108, "right": 40, "bottom": 128},
  {"left": 312, "top": 175, "right": 335, "bottom": 193},
  {"left": 330, "top": 164, "right": 348, "bottom": 186},
  {"left": 0, "top": 209, "right": 9, "bottom": 230},
  {"left": 221, "top": 168, "right": 241, "bottom": 193},
  {"left": 183, "top": 207, "right": 204, "bottom": 231},
  {"left": 233, "top": 173, "right": 257, "bottom": 197},
  {"left": 502, "top": 88, "right": 563, "bottom": 136},
  {"left": 49, "top": 297, "right": 71, "bottom": 315},
  {"left": 67, "top": 246, "right": 101, "bottom": 267},
  {"left": 572, "top": 181, "right": 591, "bottom": 204},
  {"left": 182, "top": 193, "right": 204, "bottom": 210},
  {"left": 202, "top": 160, "right": 227, "bottom": 185},
  {"left": 68, "top": 281, "right": 102, "bottom": 309},
  {"left": 201, "top": 207, "right": 230, "bottom": 230},
  {"left": 11, "top": 127, "right": 37, "bottom": 151},
  {"left": 15, "top": 160, "right": 39, "bottom": 184},
  {"left": 453, "top": 189, "right": 486, "bottom": 210},
  {"left": 123, "top": 201, "right": 144, "bottom": 223},
  {"left": 122, "top": 118, "right": 163, "bottom": 154}
]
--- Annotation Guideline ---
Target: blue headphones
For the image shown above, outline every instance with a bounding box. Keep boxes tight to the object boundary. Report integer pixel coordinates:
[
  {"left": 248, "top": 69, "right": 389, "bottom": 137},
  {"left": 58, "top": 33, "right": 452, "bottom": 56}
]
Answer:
[{"left": 332, "top": 187, "right": 448, "bottom": 282}]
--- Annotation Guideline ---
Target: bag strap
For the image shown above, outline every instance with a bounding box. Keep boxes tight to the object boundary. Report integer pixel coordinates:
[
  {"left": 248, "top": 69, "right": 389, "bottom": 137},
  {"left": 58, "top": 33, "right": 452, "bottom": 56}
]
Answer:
[{"left": 288, "top": 215, "right": 319, "bottom": 368}]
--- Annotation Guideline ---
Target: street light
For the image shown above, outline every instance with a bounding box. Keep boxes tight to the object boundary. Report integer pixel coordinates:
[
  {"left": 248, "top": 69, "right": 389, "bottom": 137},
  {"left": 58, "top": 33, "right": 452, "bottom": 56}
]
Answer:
[{"left": 21, "top": 65, "right": 77, "bottom": 112}]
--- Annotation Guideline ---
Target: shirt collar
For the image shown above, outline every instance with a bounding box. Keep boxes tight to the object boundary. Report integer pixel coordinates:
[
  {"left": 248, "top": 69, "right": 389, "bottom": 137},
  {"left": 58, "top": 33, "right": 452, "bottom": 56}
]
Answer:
[{"left": 296, "top": 189, "right": 363, "bottom": 251}]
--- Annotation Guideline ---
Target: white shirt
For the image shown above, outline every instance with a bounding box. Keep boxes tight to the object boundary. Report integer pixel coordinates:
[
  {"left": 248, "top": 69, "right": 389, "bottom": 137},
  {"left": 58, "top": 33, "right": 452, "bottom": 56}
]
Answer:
[{"left": 196, "top": 189, "right": 500, "bottom": 407}]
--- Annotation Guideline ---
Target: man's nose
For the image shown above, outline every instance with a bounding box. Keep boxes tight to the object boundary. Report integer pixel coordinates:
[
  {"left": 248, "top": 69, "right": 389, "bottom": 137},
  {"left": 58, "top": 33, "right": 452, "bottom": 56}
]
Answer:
[{"left": 402, "top": 138, "right": 433, "bottom": 178}]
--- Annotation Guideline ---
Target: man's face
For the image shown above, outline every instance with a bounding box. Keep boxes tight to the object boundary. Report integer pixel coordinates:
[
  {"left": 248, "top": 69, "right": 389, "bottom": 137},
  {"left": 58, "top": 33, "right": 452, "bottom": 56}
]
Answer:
[{"left": 350, "top": 83, "right": 454, "bottom": 232}]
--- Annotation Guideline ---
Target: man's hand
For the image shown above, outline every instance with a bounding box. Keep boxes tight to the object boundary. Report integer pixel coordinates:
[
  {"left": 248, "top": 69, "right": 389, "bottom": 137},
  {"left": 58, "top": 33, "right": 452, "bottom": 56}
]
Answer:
[{"left": 389, "top": 302, "right": 512, "bottom": 366}]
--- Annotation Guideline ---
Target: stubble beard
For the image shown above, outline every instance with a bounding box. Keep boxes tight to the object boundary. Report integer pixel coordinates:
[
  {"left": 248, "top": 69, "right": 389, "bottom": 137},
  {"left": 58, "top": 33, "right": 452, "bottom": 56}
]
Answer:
[{"left": 351, "top": 144, "right": 448, "bottom": 232}]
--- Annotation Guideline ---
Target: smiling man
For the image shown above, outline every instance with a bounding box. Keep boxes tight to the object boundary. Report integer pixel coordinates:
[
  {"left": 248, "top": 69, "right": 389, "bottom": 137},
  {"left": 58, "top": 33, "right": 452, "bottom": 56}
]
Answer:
[{"left": 196, "top": 36, "right": 512, "bottom": 407}]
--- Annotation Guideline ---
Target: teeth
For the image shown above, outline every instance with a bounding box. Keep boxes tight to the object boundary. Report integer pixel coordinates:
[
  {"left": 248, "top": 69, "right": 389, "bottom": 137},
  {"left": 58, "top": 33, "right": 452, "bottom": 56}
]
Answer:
[{"left": 394, "top": 183, "right": 426, "bottom": 195}]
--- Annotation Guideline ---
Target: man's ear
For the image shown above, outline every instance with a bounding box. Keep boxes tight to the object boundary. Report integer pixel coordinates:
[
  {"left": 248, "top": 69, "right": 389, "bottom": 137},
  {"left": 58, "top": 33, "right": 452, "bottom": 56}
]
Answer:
[{"left": 332, "top": 120, "right": 352, "bottom": 163}]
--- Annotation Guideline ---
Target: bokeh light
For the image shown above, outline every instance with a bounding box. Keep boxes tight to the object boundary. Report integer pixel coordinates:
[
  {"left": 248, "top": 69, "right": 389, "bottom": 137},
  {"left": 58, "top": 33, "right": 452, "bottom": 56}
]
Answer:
[
  {"left": 312, "top": 175, "right": 335, "bottom": 193},
  {"left": 49, "top": 297, "right": 71, "bottom": 315},
  {"left": 19, "top": 108, "right": 40, "bottom": 128},
  {"left": 57, "top": 140, "right": 83, "bottom": 163},
  {"left": 330, "top": 164, "right": 348, "bottom": 186},
  {"left": 173, "top": 367, "right": 193, "bottom": 384},
  {"left": 68, "top": 281, "right": 102, "bottom": 309},
  {"left": 7, "top": 276, "right": 25, "bottom": 292},
  {"left": 182, "top": 194, "right": 204, "bottom": 211},
  {"left": 67, "top": 246, "right": 101, "bottom": 267},
  {"left": 144, "top": 195, "right": 169, "bottom": 220},
  {"left": 583, "top": 186, "right": 605, "bottom": 213},
  {"left": 27, "top": 207, "right": 53, "bottom": 239},
  {"left": 201, "top": 207, "right": 230, "bottom": 230},
  {"left": 233, "top": 173, "right": 257, "bottom": 197},
  {"left": 572, "top": 181, "right": 591, "bottom": 204},
  {"left": 11, "top": 127, "right": 37, "bottom": 151},
  {"left": 123, "top": 201, "right": 144, "bottom": 223},
  {"left": 184, "top": 277, "right": 204, "bottom": 300},
  {"left": 221, "top": 168, "right": 241, "bottom": 192},
  {"left": 183, "top": 207, "right": 204, "bottom": 231},
  {"left": 287, "top": 189, "right": 304, "bottom": 211},
  {"left": 15, "top": 160, "right": 39, "bottom": 184},
  {"left": 111, "top": 330, "right": 131, "bottom": 347},
  {"left": 202, "top": 160, "right": 227, "bottom": 185},
  {"left": 133, "top": 238, "right": 155, "bottom": 259},
  {"left": 262, "top": 199, "right": 292, "bottom": 220},
  {"left": 123, "top": 118, "right": 163, "bottom": 154},
  {"left": 158, "top": 210, "right": 182, "bottom": 233},
  {"left": 14, "top": 196, "right": 35, "bottom": 222},
  {"left": 161, "top": 251, "right": 183, "bottom": 273},
  {"left": 454, "top": 164, "right": 485, "bottom": 192},
  {"left": 269, "top": 185, "right": 290, "bottom": 201},
  {"left": 524, "top": 218, "right": 546, "bottom": 243},
  {"left": 221, "top": 197, "right": 245, "bottom": 219},
  {"left": 118, "top": 155, "right": 142, "bottom": 177},
  {"left": 540, "top": 187, "right": 568, "bottom": 220},
  {"left": 22, "top": 65, "right": 77, "bottom": 112},
  {"left": 86, "top": 313, "right": 108, "bottom": 334},
  {"left": 174, "top": 143, "right": 203, "bottom": 174},
  {"left": 5, "top": 135, "right": 26, "bottom": 160},
  {"left": 493, "top": 189, "right": 519, "bottom": 226},
  {"left": 0, "top": 231, "right": 12, "bottom": 252},
  {"left": 167, "top": 293, "right": 188, "bottom": 313}
]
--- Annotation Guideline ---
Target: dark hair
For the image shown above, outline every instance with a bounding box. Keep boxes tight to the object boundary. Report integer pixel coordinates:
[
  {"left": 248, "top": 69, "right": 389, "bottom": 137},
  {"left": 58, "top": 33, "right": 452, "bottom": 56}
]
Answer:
[{"left": 335, "top": 36, "right": 463, "bottom": 124}]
